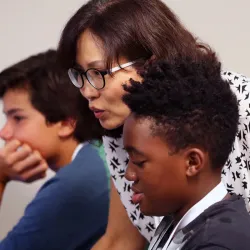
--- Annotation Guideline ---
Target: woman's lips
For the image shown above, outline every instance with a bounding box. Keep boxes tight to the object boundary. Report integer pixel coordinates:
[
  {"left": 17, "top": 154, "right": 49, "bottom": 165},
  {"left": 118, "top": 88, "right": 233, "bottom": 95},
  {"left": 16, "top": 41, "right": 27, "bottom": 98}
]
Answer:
[
  {"left": 93, "top": 110, "right": 104, "bottom": 119},
  {"left": 90, "top": 107, "right": 105, "bottom": 119}
]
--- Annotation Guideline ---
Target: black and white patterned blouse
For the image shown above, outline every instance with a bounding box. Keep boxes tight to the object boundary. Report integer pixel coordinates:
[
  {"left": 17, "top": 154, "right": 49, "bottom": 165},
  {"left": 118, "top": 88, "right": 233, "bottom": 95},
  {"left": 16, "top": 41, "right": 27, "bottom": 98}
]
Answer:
[{"left": 102, "top": 71, "right": 250, "bottom": 242}]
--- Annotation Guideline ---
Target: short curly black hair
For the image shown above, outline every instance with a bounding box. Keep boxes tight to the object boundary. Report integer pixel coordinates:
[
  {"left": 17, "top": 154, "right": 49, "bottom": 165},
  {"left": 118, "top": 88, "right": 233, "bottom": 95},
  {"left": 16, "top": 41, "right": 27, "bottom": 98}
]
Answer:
[{"left": 123, "top": 56, "right": 239, "bottom": 169}]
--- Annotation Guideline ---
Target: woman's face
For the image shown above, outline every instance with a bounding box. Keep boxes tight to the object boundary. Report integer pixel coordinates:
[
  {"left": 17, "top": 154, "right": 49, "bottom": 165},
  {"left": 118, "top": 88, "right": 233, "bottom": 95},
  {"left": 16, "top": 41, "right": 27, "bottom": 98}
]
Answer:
[{"left": 76, "top": 29, "right": 142, "bottom": 130}]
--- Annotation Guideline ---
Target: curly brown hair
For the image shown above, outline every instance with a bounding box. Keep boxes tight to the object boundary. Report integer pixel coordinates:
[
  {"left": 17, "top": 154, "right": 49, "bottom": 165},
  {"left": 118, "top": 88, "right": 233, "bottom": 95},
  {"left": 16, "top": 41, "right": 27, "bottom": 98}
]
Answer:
[{"left": 123, "top": 56, "right": 239, "bottom": 169}]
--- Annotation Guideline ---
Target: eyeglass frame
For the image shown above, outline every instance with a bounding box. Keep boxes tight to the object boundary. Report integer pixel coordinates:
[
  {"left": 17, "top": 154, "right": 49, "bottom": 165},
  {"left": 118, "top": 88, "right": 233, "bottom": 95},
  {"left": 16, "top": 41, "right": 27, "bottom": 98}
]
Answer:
[{"left": 68, "top": 60, "right": 137, "bottom": 90}]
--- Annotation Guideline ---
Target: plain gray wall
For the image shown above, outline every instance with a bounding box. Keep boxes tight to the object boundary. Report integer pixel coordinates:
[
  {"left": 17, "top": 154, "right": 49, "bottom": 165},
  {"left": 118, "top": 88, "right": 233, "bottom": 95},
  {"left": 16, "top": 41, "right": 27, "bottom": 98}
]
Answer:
[{"left": 0, "top": 0, "right": 249, "bottom": 239}]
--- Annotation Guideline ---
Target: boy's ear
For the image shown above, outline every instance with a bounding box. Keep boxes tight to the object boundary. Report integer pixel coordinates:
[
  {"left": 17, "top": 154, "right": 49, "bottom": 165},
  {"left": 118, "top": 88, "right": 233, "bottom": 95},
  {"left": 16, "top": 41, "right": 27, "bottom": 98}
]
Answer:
[
  {"left": 184, "top": 148, "right": 205, "bottom": 177},
  {"left": 58, "top": 118, "right": 76, "bottom": 138}
]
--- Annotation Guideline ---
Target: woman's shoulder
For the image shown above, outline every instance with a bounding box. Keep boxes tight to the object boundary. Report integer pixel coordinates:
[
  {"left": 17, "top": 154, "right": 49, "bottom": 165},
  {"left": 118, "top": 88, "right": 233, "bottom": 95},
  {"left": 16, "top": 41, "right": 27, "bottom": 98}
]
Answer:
[
  {"left": 222, "top": 70, "right": 250, "bottom": 98},
  {"left": 222, "top": 70, "right": 249, "bottom": 82},
  {"left": 102, "top": 135, "right": 127, "bottom": 157},
  {"left": 222, "top": 71, "right": 250, "bottom": 120}
]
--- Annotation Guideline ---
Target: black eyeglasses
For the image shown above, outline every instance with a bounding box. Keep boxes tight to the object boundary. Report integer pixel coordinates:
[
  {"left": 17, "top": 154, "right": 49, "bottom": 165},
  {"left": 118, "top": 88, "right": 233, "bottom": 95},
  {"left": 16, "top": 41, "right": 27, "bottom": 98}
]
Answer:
[{"left": 68, "top": 61, "right": 137, "bottom": 90}]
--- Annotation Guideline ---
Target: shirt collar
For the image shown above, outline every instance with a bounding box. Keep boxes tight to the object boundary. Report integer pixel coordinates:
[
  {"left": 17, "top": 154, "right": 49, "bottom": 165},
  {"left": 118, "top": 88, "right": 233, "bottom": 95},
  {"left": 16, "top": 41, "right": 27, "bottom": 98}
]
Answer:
[
  {"left": 71, "top": 142, "right": 88, "bottom": 161},
  {"left": 176, "top": 181, "right": 227, "bottom": 231},
  {"left": 149, "top": 181, "right": 227, "bottom": 250}
]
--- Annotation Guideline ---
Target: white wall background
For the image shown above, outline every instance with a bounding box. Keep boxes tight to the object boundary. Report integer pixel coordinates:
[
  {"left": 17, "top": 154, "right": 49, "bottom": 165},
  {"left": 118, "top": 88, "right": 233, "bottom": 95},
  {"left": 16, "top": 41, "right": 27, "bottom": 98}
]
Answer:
[{"left": 0, "top": 0, "right": 249, "bottom": 239}]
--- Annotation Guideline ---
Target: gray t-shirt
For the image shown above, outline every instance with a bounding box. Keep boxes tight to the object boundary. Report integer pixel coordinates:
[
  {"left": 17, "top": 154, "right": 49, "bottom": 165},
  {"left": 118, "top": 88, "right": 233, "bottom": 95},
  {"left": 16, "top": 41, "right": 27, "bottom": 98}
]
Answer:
[{"left": 150, "top": 195, "right": 250, "bottom": 250}]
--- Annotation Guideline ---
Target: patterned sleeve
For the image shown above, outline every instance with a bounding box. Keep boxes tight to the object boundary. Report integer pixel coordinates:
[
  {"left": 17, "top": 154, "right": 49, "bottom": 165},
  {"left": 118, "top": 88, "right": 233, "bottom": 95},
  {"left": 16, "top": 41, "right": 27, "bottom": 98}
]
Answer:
[{"left": 222, "top": 71, "right": 250, "bottom": 211}]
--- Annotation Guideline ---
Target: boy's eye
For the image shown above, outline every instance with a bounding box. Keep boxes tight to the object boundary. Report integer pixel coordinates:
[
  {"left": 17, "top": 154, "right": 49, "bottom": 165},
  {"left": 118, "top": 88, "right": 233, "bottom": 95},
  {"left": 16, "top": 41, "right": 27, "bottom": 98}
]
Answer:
[
  {"left": 131, "top": 160, "right": 146, "bottom": 168},
  {"left": 13, "top": 116, "right": 24, "bottom": 122}
]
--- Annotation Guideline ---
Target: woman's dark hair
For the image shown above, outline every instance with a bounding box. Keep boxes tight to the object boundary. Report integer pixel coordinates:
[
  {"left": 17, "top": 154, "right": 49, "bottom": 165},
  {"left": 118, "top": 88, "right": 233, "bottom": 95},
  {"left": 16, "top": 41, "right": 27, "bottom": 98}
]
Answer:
[
  {"left": 123, "top": 56, "right": 239, "bottom": 169},
  {"left": 58, "top": 0, "right": 213, "bottom": 70},
  {"left": 57, "top": 0, "right": 215, "bottom": 138},
  {"left": 0, "top": 49, "right": 104, "bottom": 142}
]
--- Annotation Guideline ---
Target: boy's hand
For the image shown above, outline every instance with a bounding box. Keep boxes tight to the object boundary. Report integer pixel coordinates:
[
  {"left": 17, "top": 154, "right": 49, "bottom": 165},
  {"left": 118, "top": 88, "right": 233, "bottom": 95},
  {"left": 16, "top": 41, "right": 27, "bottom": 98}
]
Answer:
[{"left": 0, "top": 140, "right": 48, "bottom": 184}]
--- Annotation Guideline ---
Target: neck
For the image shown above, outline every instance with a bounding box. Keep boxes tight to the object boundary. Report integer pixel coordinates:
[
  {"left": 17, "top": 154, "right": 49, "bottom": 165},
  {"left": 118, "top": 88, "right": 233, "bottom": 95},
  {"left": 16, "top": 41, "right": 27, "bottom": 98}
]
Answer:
[
  {"left": 50, "top": 138, "right": 80, "bottom": 171},
  {"left": 173, "top": 173, "right": 222, "bottom": 224}
]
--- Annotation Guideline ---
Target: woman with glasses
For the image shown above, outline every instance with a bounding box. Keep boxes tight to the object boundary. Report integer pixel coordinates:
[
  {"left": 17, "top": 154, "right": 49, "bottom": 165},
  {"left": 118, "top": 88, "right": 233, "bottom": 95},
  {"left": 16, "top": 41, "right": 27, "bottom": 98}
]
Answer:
[{"left": 58, "top": 0, "right": 250, "bottom": 249}]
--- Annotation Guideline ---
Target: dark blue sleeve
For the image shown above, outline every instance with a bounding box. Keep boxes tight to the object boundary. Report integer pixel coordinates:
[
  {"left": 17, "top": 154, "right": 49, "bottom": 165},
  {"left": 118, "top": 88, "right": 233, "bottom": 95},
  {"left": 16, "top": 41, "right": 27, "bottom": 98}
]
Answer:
[{"left": 0, "top": 147, "right": 109, "bottom": 250}]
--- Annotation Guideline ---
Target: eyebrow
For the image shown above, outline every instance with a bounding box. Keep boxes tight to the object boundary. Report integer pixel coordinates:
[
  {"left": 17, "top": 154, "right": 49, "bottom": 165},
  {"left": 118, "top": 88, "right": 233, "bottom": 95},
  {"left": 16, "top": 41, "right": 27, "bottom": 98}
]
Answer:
[
  {"left": 124, "top": 146, "right": 145, "bottom": 157},
  {"left": 4, "top": 108, "right": 24, "bottom": 116},
  {"left": 76, "top": 60, "right": 105, "bottom": 71},
  {"left": 87, "top": 60, "right": 105, "bottom": 68}
]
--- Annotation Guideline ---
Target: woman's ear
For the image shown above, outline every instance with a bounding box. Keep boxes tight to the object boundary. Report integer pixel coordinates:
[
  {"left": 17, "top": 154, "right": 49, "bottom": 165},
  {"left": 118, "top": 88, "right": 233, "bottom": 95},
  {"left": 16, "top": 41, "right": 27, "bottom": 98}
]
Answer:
[
  {"left": 185, "top": 148, "right": 205, "bottom": 177},
  {"left": 58, "top": 118, "right": 76, "bottom": 138}
]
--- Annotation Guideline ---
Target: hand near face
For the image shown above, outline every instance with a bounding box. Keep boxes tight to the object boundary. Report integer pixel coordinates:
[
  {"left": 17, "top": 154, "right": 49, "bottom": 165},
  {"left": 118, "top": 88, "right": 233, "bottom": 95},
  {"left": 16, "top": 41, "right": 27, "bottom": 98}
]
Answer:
[{"left": 0, "top": 140, "right": 48, "bottom": 184}]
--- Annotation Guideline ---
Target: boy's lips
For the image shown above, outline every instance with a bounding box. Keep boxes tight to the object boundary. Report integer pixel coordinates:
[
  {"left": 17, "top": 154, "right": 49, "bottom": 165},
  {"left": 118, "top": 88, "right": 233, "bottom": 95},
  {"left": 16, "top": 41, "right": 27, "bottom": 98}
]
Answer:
[
  {"left": 132, "top": 193, "right": 144, "bottom": 204},
  {"left": 132, "top": 186, "right": 144, "bottom": 204}
]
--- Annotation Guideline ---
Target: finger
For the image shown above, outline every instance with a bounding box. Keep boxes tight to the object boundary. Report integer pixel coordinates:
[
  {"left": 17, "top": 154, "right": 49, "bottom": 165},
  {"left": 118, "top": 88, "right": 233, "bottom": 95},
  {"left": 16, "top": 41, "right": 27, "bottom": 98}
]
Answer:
[
  {"left": 5, "top": 144, "right": 33, "bottom": 166},
  {"left": 18, "top": 163, "right": 48, "bottom": 183},
  {"left": 26, "top": 171, "right": 47, "bottom": 183},
  {"left": 4, "top": 140, "right": 21, "bottom": 154},
  {"left": 12, "top": 151, "right": 44, "bottom": 174}
]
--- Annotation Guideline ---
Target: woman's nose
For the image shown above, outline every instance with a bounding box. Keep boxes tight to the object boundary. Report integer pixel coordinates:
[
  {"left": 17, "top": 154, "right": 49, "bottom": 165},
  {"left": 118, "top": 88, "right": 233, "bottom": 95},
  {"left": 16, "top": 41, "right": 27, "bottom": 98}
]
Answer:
[{"left": 80, "top": 81, "right": 100, "bottom": 101}]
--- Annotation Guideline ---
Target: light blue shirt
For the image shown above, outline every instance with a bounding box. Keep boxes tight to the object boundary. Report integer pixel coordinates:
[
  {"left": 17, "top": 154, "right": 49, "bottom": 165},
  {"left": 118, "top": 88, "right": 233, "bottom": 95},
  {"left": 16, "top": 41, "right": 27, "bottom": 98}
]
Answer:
[{"left": 0, "top": 143, "right": 109, "bottom": 250}]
